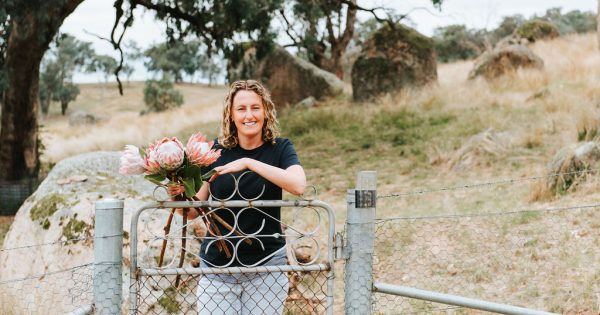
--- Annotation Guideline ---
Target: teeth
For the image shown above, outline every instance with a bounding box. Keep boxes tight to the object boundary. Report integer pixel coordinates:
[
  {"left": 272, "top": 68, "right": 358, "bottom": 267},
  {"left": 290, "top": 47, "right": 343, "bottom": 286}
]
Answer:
[{"left": 244, "top": 122, "right": 256, "bottom": 126}]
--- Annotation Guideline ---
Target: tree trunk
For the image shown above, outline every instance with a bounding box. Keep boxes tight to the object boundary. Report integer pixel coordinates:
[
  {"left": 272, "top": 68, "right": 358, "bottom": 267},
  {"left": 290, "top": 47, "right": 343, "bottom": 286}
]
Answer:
[
  {"left": 0, "top": 0, "right": 83, "bottom": 181},
  {"left": 308, "top": 0, "right": 356, "bottom": 79},
  {"left": 61, "top": 101, "right": 68, "bottom": 116}
]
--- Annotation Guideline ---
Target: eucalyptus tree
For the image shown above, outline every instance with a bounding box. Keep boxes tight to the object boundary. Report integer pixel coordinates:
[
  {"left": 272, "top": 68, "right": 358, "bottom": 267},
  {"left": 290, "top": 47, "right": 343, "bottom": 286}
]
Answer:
[
  {"left": 144, "top": 40, "right": 200, "bottom": 83},
  {"left": 39, "top": 34, "right": 94, "bottom": 115},
  {"left": 0, "top": 0, "right": 281, "bottom": 181}
]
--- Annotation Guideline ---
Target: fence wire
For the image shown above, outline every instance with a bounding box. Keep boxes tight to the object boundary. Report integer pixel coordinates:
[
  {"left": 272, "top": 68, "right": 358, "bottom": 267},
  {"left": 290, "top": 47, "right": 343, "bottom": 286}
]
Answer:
[
  {"left": 0, "top": 232, "right": 117, "bottom": 314},
  {"left": 0, "top": 263, "right": 94, "bottom": 314},
  {"left": 377, "top": 168, "right": 598, "bottom": 199},
  {"left": 0, "top": 177, "right": 38, "bottom": 215},
  {"left": 132, "top": 197, "right": 334, "bottom": 314},
  {"left": 373, "top": 169, "right": 600, "bottom": 314},
  {"left": 134, "top": 269, "right": 330, "bottom": 314}
]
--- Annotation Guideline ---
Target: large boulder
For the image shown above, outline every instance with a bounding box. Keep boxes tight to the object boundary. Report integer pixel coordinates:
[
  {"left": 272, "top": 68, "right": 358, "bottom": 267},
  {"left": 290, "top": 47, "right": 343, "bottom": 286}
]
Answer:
[
  {"left": 446, "top": 128, "right": 512, "bottom": 171},
  {"left": 227, "top": 44, "right": 344, "bottom": 107},
  {"left": 468, "top": 44, "right": 544, "bottom": 80},
  {"left": 0, "top": 151, "right": 164, "bottom": 314},
  {"left": 545, "top": 142, "right": 600, "bottom": 195},
  {"left": 351, "top": 24, "right": 437, "bottom": 101}
]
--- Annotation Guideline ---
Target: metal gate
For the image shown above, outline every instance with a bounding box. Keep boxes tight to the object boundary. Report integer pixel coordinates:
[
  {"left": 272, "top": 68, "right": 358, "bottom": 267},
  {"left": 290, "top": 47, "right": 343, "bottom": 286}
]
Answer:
[{"left": 129, "top": 178, "right": 336, "bottom": 314}]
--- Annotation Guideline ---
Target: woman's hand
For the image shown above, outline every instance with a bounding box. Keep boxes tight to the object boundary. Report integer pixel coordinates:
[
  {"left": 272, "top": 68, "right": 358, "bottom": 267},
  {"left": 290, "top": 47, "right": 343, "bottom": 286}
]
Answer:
[
  {"left": 209, "top": 158, "right": 250, "bottom": 182},
  {"left": 167, "top": 183, "right": 186, "bottom": 197}
]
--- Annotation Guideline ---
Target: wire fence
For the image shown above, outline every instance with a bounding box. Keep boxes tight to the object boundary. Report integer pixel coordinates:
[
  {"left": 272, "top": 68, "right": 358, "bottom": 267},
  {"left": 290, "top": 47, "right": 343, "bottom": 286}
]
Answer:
[
  {"left": 2, "top": 168, "right": 598, "bottom": 314},
  {"left": 0, "top": 262, "right": 94, "bottom": 314},
  {"left": 0, "top": 177, "right": 39, "bottom": 215},
  {"left": 130, "top": 198, "right": 335, "bottom": 314},
  {"left": 0, "top": 233, "right": 122, "bottom": 314},
  {"left": 372, "top": 168, "right": 600, "bottom": 314},
  {"left": 134, "top": 268, "right": 330, "bottom": 314}
]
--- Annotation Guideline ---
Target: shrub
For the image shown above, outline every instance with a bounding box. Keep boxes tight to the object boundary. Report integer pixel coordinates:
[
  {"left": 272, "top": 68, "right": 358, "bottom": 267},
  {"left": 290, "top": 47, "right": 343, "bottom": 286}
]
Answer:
[
  {"left": 433, "top": 24, "right": 486, "bottom": 62},
  {"left": 142, "top": 76, "right": 184, "bottom": 114},
  {"left": 515, "top": 20, "right": 560, "bottom": 42}
]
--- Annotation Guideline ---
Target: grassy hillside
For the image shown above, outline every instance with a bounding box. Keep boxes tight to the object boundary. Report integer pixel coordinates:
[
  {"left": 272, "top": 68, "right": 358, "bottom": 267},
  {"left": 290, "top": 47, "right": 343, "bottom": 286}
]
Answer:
[
  {"left": 282, "top": 33, "right": 600, "bottom": 204},
  {"left": 40, "top": 82, "right": 227, "bottom": 167}
]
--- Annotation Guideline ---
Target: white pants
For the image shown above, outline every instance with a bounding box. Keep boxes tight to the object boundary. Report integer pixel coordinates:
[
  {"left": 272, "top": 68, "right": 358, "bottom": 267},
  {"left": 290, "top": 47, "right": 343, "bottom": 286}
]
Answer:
[{"left": 197, "top": 254, "right": 289, "bottom": 314}]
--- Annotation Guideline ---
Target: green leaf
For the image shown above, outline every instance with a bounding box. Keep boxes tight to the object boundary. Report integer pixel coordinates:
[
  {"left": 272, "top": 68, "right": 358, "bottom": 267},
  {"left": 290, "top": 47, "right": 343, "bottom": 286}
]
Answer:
[
  {"left": 138, "top": 146, "right": 147, "bottom": 159},
  {"left": 182, "top": 178, "right": 196, "bottom": 198},
  {"left": 183, "top": 164, "right": 201, "bottom": 178},
  {"left": 145, "top": 173, "right": 166, "bottom": 185},
  {"left": 193, "top": 171, "right": 203, "bottom": 192},
  {"left": 201, "top": 169, "right": 217, "bottom": 181}
]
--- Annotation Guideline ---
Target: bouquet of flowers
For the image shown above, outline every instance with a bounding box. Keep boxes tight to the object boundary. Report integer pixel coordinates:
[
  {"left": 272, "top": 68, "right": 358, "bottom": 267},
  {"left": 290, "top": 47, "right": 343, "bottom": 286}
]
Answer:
[
  {"left": 120, "top": 133, "right": 239, "bottom": 275},
  {"left": 119, "top": 133, "right": 220, "bottom": 198}
]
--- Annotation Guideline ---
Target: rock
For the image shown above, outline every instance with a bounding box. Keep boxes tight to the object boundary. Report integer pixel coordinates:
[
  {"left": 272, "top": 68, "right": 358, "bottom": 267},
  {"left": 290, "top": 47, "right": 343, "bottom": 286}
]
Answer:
[
  {"left": 68, "top": 110, "right": 100, "bottom": 127},
  {"left": 0, "top": 151, "right": 163, "bottom": 314},
  {"left": 227, "top": 45, "right": 344, "bottom": 106},
  {"left": 545, "top": 142, "right": 600, "bottom": 194},
  {"left": 495, "top": 34, "right": 530, "bottom": 49},
  {"left": 294, "top": 96, "right": 318, "bottom": 109},
  {"left": 447, "top": 128, "right": 512, "bottom": 171},
  {"left": 515, "top": 20, "right": 560, "bottom": 43},
  {"left": 351, "top": 23, "right": 437, "bottom": 101},
  {"left": 468, "top": 44, "right": 544, "bottom": 80}
]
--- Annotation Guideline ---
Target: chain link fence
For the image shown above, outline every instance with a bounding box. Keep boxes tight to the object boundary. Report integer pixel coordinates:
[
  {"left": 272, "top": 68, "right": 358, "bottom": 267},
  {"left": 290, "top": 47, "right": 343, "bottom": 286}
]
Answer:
[
  {"left": 373, "top": 170, "right": 600, "bottom": 314},
  {"left": 130, "top": 199, "right": 335, "bottom": 315},
  {"left": 0, "top": 249, "right": 94, "bottom": 314},
  {"left": 0, "top": 177, "right": 38, "bottom": 215},
  {"left": 133, "top": 268, "right": 330, "bottom": 314}
]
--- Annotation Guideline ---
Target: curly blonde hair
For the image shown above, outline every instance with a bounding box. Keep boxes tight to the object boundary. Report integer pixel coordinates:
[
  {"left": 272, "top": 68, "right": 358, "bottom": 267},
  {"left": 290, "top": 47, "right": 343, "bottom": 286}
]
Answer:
[{"left": 219, "top": 80, "right": 280, "bottom": 149}]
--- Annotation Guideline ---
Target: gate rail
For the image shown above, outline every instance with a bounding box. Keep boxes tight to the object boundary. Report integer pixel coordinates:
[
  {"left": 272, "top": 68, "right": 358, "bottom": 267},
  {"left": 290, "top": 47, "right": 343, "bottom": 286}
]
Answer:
[{"left": 372, "top": 282, "right": 557, "bottom": 315}]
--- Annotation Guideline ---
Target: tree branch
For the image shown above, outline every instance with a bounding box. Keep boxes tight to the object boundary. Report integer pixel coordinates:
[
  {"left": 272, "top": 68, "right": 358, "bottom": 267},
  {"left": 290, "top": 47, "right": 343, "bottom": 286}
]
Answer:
[
  {"left": 337, "top": 0, "right": 396, "bottom": 30},
  {"left": 338, "top": 0, "right": 356, "bottom": 49},
  {"left": 278, "top": 9, "right": 302, "bottom": 48},
  {"left": 130, "top": 0, "right": 210, "bottom": 34},
  {"left": 109, "top": 0, "right": 136, "bottom": 95},
  {"left": 325, "top": 13, "right": 336, "bottom": 45}
]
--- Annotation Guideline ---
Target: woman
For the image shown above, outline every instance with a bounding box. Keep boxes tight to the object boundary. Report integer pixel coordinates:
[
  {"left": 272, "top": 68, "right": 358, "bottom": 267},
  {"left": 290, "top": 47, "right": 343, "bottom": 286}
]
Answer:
[{"left": 189, "top": 80, "right": 306, "bottom": 314}]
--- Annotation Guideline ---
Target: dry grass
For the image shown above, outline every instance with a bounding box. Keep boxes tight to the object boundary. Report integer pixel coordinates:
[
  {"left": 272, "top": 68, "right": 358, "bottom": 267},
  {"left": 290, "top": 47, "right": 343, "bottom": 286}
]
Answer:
[{"left": 40, "top": 82, "right": 227, "bottom": 164}]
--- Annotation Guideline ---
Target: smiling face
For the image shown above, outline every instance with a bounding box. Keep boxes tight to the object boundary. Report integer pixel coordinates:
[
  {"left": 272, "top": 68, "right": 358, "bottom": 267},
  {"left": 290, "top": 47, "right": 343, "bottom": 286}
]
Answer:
[{"left": 231, "top": 90, "right": 265, "bottom": 141}]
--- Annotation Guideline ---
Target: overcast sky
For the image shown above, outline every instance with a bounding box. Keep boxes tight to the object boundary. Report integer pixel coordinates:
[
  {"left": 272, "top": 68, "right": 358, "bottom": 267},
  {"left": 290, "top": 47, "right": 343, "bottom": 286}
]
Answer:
[{"left": 60, "top": 0, "right": 597, "bottom": 83}]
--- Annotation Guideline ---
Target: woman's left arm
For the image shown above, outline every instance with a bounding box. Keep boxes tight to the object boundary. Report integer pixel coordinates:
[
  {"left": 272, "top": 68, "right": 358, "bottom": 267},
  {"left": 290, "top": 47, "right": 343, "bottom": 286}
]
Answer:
[{"left": 210, "top": 158, "right": 306, "bottom": 196}]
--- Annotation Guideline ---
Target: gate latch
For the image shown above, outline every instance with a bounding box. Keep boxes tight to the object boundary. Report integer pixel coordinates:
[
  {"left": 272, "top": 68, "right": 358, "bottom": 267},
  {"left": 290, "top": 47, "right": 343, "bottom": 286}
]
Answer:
[{"left": 334, "top": 232, "right": 348, "bottom": 260}]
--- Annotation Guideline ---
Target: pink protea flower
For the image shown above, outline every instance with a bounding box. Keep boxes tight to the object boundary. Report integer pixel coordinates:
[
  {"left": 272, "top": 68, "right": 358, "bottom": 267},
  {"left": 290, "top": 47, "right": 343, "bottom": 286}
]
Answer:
[
  {"left": 119, "top": 145, "right": 146, "bottom": 175},
  {"left": 156, "top": 137, "right": 185, "bottom": 171},
  {"left": 143, "top": 141, "right": 161, "bottom": 175},
  {"left": 186, "top": 133, "right": 221, "bottom": 166}
]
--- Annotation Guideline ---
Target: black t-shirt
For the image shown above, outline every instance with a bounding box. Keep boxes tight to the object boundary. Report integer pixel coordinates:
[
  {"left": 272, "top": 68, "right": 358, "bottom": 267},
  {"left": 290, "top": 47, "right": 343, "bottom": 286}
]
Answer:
[{"left": 200, "top": 137, "right": 300, "bottom": 267}]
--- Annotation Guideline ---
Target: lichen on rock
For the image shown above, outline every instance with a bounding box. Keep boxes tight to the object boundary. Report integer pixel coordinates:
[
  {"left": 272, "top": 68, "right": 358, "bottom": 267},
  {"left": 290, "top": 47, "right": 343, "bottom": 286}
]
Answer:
[
  {"left": 29, "top": 193, "right": 67, "bottom": 229},
  {"left": 61, "top": 215, "right": 92, "bottom": 241}
]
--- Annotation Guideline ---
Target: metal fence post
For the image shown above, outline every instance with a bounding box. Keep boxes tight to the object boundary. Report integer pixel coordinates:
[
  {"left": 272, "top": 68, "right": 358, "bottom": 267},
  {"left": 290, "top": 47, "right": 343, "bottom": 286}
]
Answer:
[
  {"left": 94, "top": 199, "right": 124, "bottom": 315},
  {"left": 345, "top": 171, "right": 377, "bottom": 314}
]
